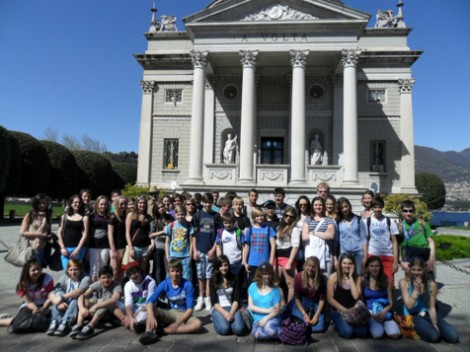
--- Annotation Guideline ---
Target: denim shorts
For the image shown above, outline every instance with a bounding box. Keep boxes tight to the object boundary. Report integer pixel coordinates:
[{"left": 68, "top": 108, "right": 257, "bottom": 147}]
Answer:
[{"left": 196, "top": 252, "right": 214, "bottom": 279}]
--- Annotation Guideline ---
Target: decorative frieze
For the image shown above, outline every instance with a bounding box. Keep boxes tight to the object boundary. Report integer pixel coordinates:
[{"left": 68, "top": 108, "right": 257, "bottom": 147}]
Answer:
[{"left": 241, "top": 5, "right": 318, "bottom": 21}]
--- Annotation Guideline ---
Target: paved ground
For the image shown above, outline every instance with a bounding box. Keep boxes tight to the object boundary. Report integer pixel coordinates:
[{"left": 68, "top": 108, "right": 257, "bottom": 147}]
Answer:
[{"left": 0, "top": 223, "right": 469, "bottom": 351}]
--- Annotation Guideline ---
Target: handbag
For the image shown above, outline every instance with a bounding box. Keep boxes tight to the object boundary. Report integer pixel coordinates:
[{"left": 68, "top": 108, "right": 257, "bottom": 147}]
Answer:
[
  {"left": 279, "top": 317, "right": 310, "bottom": 346},
  {"left": 239, "top": 305, "right": 253, "bottom": 331},
  {"left": 340, "top": 300, "right": 370, "bottom": 326},
  {"left": 8, "top": 306, "right": 50, "bottom": 333},
  {"left": 4, "top": 236, "right": 34, "bottom": 267}
]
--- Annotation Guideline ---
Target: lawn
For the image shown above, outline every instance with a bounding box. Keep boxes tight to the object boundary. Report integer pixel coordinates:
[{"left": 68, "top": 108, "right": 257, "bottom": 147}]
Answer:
[
  {"left": 3, "top": 203, "right": 64, "bottom": 218},
  {"left": 434, "top": 234, "right": 470, "bottom": 261}
]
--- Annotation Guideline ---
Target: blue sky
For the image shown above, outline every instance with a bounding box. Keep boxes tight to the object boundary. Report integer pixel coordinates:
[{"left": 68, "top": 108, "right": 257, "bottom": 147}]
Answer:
[{"left": 1, "top": 0, "right": 469, "bottom": 153}]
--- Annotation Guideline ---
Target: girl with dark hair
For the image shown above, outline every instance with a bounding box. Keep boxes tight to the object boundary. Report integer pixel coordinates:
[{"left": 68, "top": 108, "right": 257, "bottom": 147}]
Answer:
[
  {"left": 20, "top": 193, "right": 52, "bottom": 266},
  {"left": 209, "top": 255, "right": 246, "bottom": 336},
  {"left": 327, "top": 253, "right": 368, "bottom": 339},
  {"left": 302, "top": 196, "right": 335, "bottom": 274},
  {"left": 292, "top": 256, "right": 328, "bottom": 333},
  {"left": 150, "top": 201, "right": 173, "bottom": 285},
  {"left": 335, "top": 197, "right": 367, "bottom": 273},
  {"left": 399, "top": 257, "right": 459, "bottom": 343},
  {"left": 57, "top": 195, "right": 89, "bottom": 271},
  {"left": 247, "top": 262, "right": 282, "bottom": 340},
  {"left": 360, "top": 190, "right": 375, "bottom": 219},
  {"left": 80, "top": 189, "right": 93, "bottom": 216},
  {"left": 294, "top": 195, "right": 311, "bottom": 270},
  {"left": 0, "top": 259, "right": 54, "bottom": 328},
  {"left": 88, "top": 195, "right": 111, "bottom": 282},
  {"left": 363, "top": 256, "right": 400, "bottom": 339}
]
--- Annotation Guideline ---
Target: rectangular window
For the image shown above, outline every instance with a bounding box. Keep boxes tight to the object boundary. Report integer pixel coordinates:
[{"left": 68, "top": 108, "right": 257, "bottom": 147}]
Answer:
[
  {"left": 370, "top": 140, "right": 386, "bottom": 172},
  {"left": 165, "top": 89, "right": 182, "bottom": 103},
  {"left": 163, "top": 139, "right": 179, "bottom": 169},
  {"left": 368, "top": 89, "right": 386, "bottom": 103},
  {"left": 261, "top": 137, "right": 284, "bottom": 164}
]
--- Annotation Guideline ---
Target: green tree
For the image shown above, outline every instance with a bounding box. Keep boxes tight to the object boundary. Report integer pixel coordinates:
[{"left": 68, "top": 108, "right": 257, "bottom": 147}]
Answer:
[
  {"left": 9, "top": 131, "right": 51, "bottom": 196},
  {"left": 0, "top": 126, "right": 11, "bottom": 219},
  {"left": 41, "top": 140, "right": 79, "bottom": 199},
  {"left": 384, "top": 193, "right": 431, "bottom": 222},
  {"left": 112, "top": 162, "right": 137, "bottom": 185},
  {"left": 73, "top": 150, "right": 116, "bottom": 197},
  {"left": 415, "top": 172, "right": 446, "bottom": 210}
]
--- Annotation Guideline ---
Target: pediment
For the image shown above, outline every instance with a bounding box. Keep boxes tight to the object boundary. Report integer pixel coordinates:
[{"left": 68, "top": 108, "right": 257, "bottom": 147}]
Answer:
[{"left": 184, "top": 0, "right": 370, "bottom": 25}]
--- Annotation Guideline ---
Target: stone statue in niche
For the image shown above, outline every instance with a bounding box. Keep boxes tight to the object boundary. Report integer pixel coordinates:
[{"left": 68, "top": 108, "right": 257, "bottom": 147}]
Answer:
[
  {"left": 223, "top": 133, "right": 237, "bottom": 164},
  {"left": 310, "top": 134, "right": 323, "bottom": 165}
]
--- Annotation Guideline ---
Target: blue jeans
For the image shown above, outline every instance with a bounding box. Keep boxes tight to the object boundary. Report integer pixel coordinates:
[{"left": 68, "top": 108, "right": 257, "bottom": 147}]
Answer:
[
  {"left": 61, "top": 247, "right": 87, "bottom": 272},
  {"left": 330, "top": 310, "right": 368, "bottom": 339},
  {"left": 413, "top": 314, "right": 459, "bottom": 343},
  {"left": 211, "top": 307, "right": 246, "bottom": 336},
  {"left": 291, "top": 298, "right": 328, "bottom": 333},
  {"left": 51, "top": 299, "right": 78, "bottom": 325}
]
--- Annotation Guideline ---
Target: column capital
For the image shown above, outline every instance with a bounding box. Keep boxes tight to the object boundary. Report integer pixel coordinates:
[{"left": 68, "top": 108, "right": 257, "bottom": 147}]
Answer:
[
  {"left": 239, "top": 50, "right": 259, "bottom": 68},
  {"left": 398, "top": 78, "right": 416, "bottom": 94},
  {"left": 290, "top": 49, "right": 309, "bottom": 68},
  {"left": 140, "top": 80, "right": 155, "bottom": 94},
  {"left": 341, "top": 49, "right": 362, "bottom": 68},
  {"left": 190, "top": 50, "right": 208, "bottom": 69}
]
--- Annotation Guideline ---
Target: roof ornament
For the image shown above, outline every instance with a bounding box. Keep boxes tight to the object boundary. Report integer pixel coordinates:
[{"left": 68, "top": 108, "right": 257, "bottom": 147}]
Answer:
[
  {"left": 149, "top": 1, "right": 160, "bottom": 33},
  {"left": 375, "top": 0, "right": 406, "bottom": 29}
]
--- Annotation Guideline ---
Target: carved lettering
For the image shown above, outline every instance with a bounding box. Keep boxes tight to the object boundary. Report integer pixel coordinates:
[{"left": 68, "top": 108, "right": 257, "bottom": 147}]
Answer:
[
  {"left": 301, "top": 34, "right": 307, "bottom": 41},
  {"left": 272, "top": 34, "right": 278, "bottom": 41},
  {"left": 242, "top": 35, "right": 247, "bottom": 42}
]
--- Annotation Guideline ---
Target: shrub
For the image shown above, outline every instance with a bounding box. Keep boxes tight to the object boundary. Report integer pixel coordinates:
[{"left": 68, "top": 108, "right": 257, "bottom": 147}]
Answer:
[
  {"left": 0, "top": 126, "right": 11, "bottom": 193},
  {"left": 73, "top": 150, "right": 115, "bottom": 197},
  {"left": 112, "top": 162, "right": 137, "bottom": 185},
  {"left": 9, "top": 131, "right": 51, "bottom": 196},
  {"left": 415, "top": 172, "right": 446, "bottom": 210},
  {"left": 384, "top": 193, "right": 431, "bottom": 222}
]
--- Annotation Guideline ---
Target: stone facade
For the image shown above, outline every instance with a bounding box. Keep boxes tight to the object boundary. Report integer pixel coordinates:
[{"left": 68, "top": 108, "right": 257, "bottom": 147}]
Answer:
[{"left": 135, "top": 0, "right": 421, "bottom": 202}]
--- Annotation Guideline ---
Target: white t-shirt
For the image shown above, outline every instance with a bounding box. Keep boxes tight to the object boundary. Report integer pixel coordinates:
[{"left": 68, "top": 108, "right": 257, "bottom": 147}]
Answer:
[
  {"left": 124, "top": 275, "right": 156, "bottom": 310},
  {"left": 218, "top": 228, "right": 242, "bottom": 264},
  {"left": 366, "top": 216, "right": 399, "bottom": 256}
]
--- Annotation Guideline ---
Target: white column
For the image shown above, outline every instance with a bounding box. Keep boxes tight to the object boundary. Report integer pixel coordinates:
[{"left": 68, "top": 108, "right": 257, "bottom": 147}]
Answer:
[
  {"left": 331, "top": 75, "right": 343, "bottom": 165},
  {"left": 186, "top": 50, "right": 208, "bottom": 184},
  {"left": 289, "top": 50, "right": 309, "bottom": 184},
  {"left": 136, "top": 80, "right": 155, "bottom": 185},
  {"left": 399, "top": 78, "right": 418, "bottom": 193},
  {"left": 341, "top": 49, "right": 361, "bottom": 185},
  {"left": 238, "top": 50, "right": 258, "bottom": 184}
]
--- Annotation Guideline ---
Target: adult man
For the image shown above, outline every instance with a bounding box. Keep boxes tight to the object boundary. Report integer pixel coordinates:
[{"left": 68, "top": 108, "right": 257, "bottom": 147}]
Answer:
[{"left": 316, "top": 182, "right": 330, "bottom": 199}]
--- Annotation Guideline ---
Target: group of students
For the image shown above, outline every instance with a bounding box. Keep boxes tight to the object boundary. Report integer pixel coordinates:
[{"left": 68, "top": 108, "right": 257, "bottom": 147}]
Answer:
[{"left": 0, "top": 184, "right": 459, "bottom": 345}]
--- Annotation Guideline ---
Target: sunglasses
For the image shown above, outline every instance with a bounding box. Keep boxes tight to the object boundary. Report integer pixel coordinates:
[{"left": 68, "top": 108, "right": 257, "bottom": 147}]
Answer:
[{"left": 402, "top": 209, "right": 415, "bottom": 214}]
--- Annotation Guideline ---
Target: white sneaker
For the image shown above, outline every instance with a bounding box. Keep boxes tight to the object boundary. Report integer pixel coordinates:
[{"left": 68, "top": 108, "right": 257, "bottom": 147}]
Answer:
[
  {"left": 194, "top": 296, "right": 204, "bottom": 311},
  {"left": 204, "top": 296, "right": 212, "bottom": 311}
]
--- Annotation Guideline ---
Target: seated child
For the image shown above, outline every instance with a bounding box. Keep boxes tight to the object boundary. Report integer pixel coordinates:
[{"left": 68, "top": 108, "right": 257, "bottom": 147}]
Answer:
[
  {"left": 70, "top": 265, "right": 125, "bottom": 340},
  {"left": 140, "top": 258, "right": 202, "bottom": 345},
  {"left": 47, "top": 258, "right": 91, "bottom": 336},
  {"left": 123, "top": 266, "right": 156, "bottom": 333}
]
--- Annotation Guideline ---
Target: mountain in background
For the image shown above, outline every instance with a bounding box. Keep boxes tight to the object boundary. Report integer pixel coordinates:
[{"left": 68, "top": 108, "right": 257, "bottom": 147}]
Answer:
[{"left": 415, "top": 145, "right": 470, "bottom": 201}]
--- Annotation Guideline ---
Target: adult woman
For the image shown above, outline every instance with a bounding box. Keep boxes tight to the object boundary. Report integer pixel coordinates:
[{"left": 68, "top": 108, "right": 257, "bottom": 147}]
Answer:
[
  {"left": 274, "top": 207, "right": 299, "bottom": 303},
  {"left": 294, "top": 195, "right": 311, "bottom": 270},
  {"left": 302, "top": 196, "right": 335, "bottom": 275},
  {"left": 88, "top": 195, "right": 111, "bottom": 282},
  {"left": 47, "top": 258, "right": 91, "bottom": 336},
  {"left": 327, "top": 253, "right": 368, "bottom": 339},
  {"left": 19, "top": 193, "right": 52, "bottom": 267},
  {"left": 0, "top": 258, "right": 54, "bottom": 328},
  {"left": 247, "top": 262, "right": 282, "bottom": 340},
  {"left": 400, "top": 257, "right": 459, "bottom": 343},
  {"left": 363, "top": 256, "right": 400, "bottom": 339},
  {"left": 360, "top": 190, "right": 375, "bottom": 219},
  {"left": 57, "top": 195, "right": 89, "bottom": 271},
  {"left": 149, "top": 201, "right": 173, "bottom": 285},
  {"left": 292, "top": 256, "right": 328, "bottom": 333},
  {"left": 125, "top": 196, "right": 153, "bottom": 274},
  {"left": 336, "top": 197, "right": 367, "bottom": 274},
  {"left": 210, "top": 255, "right": 246, "bottom": 336},
  {"left": 108, "top": 196, "right": 128, "bottom": 282}
]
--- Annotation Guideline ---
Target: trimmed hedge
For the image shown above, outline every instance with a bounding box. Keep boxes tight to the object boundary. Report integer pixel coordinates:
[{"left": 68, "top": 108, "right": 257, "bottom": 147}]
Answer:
[{"left": 73, "top": 150, "right": 116, "bottom": 197}]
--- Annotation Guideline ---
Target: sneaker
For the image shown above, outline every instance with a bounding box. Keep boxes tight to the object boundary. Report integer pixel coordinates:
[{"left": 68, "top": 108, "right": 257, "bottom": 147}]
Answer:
[
  {"left": 194, "top": 296, "right": 204, "bottom": 311},
  {"left": 139, "top": 331, "right": 159, "bottom": 345},
  {"left": 204, "top": 296, "right": 212, "bottom": 312},
  {"left": 46, "top": 320, "right": 58, "bottom": 336},
  {"left": 54, "top": 323, "right": 67, "bottom": 336},
  {"left": 76, "top": 325, "right": 94, "bottom": 340},
  {"left": 69, "top": 324, "right": 83, "bottom": 338}
]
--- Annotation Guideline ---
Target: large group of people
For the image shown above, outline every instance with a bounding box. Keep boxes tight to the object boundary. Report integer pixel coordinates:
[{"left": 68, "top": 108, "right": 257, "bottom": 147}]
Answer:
[{"left": 0, "top": 184, "right": 459, "bottom": 345}]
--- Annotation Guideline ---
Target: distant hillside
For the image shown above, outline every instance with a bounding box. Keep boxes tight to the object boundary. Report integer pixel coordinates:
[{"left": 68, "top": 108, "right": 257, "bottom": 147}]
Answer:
[{"left": 415, "top": 145, "right": 470, "bottom": 183}]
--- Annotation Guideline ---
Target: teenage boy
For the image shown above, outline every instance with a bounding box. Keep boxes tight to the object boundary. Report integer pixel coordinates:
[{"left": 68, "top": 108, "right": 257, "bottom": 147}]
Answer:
[
  {"left": 123, "top": 266, "right": 156, "bottom": 333},
  {"left": 244, "top": 188, "right": 260, "bottom": 220},
  {"left": 140, "top": 259, "right": 202, "bottom": 345},
  {"left": 399, "top": 200, "right": 436, "bottom": 276},
  {"left": 364, "top": 196, "right": 400, "bottom": 288},
  {"left": 216, "top": 213, "right": 244, "bottom": 277},
  {"left": 211, "top": 190, "right": 220, "bottom": 212},
  {"left": 261, "top": 200, "right": 280, "bottom": 228},
  {"left": 192, "top": 192, "right": 218, "bottom": 311},
  {"left": 71, "top": 265, "right": 125, "bottom": 340},
  {"left": 231, "top": 196, "right": 251, "bottom": 232},
  {"left": 273, "top": 187, "right": 289, "bottom": 220}
]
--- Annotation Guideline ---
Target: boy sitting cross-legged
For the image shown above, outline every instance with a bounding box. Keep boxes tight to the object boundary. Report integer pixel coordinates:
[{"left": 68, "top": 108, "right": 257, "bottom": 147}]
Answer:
[
  {"left": 139, "top": 258, "right": 202, "bottom": 345},
  {"left": 70, "top": 265, "right": 125, "bottom": 340}
]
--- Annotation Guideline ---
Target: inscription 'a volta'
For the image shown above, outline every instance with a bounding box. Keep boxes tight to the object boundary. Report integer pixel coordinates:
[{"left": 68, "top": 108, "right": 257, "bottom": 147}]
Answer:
[{"left": 239, "top": 33, "right": 309, "bottom": 42}]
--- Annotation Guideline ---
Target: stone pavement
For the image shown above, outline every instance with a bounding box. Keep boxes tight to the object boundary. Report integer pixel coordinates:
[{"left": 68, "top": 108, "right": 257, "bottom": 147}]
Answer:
[{"left": 0, "top": 223, "right": 469, "bottom": 351}]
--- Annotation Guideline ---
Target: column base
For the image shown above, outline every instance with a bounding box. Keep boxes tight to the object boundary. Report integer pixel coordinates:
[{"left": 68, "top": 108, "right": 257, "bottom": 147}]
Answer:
[
  {"left": 289, "top": 179, "right": 307, "bottom": 187},
  {"left": 341, "top": 179, "right": 361, "bottom": 187},
  {"left": 400, "top": 187, "right": 418, "bottom": 194},
  {"left": 237, "top": 178, "right": 255, "bottom": 186},
  {"left": 184, "top": 178, "right": 205, "bottom": 186}
]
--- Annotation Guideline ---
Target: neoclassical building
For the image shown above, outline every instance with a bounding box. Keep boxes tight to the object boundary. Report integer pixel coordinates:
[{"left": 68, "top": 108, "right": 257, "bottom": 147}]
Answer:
[{"left": 135, "top": 0, "right": 421, "bottom": 202}]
